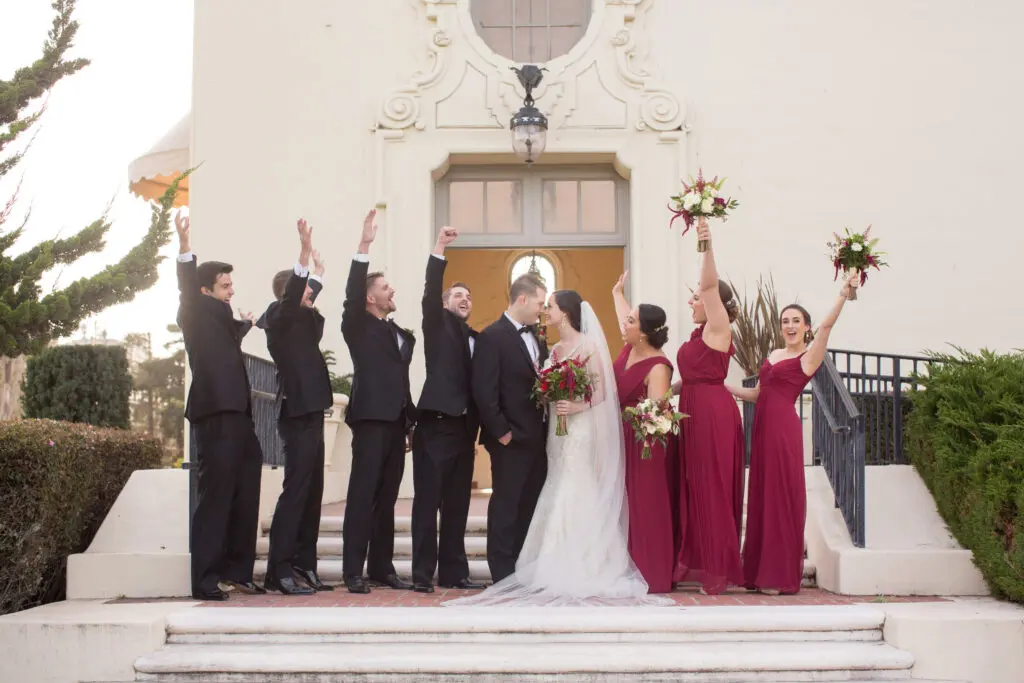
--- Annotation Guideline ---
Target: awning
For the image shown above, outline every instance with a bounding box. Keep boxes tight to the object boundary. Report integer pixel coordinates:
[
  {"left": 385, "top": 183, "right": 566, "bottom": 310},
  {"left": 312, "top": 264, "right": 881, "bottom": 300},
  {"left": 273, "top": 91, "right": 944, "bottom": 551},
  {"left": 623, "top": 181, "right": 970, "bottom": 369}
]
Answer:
[{"left": 128, "top": 113, "right": 190, "bottom": 206}]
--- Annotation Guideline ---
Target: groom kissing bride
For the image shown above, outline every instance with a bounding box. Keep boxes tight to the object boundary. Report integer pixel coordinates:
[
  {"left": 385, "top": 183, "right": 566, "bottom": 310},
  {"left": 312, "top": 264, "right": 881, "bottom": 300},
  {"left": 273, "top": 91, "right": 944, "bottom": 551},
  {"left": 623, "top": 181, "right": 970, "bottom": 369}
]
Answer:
[{"left": 447, "top": 268, "right": 670, "bottom": 607}]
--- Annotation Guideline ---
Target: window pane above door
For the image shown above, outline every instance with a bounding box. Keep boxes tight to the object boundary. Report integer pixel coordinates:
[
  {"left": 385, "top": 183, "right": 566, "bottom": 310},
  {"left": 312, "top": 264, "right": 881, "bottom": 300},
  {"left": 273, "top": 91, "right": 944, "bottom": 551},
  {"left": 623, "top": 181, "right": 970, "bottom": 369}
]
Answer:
[
  {"left": 580, "top": 180, "right": 616, "bottom": 233},
  {"left": 449, "top": 181, "right": 485, "bottom": 233},
  {"left": 486, "top": 181, "right": 523, "bottom": 234}
]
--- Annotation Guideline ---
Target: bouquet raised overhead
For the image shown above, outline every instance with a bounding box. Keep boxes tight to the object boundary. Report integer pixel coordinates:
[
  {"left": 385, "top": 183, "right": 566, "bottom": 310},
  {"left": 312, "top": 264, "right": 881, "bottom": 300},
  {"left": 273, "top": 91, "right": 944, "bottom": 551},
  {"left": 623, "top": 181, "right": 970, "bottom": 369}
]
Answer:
[
  {"left": 623, "top": 394, "right": 687, "bottom": 460},
  {"left": 668, "top": 169, "right": 739, "bottom": 252},
  {"left": 827, "top": 226, "right": 887, "bottom": 300},
  {"left": 531, "top": 356, "right": 594, "bottom": 436}
]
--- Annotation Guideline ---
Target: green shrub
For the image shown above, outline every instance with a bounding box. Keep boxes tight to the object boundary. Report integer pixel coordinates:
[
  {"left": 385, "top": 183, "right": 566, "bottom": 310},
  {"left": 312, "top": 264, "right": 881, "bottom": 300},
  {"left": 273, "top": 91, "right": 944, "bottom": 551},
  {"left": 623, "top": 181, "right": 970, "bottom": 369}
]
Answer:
[
  {"left": 0, "top": 419, "right": 161, "bottom": 615},
  {"left": 22, "top": 345, "right": 132, "bottom": 428},
  {"left": 905, "top": 349, "right": 1024, "bottom": 603}
]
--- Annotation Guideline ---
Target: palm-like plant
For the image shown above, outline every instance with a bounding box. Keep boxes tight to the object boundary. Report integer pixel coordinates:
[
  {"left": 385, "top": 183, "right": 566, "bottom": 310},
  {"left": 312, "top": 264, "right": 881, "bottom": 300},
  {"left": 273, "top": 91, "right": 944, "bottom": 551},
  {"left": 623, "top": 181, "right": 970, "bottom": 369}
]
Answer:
[{"left": 730, "top": 275, "right": 785, "bottom": 378}]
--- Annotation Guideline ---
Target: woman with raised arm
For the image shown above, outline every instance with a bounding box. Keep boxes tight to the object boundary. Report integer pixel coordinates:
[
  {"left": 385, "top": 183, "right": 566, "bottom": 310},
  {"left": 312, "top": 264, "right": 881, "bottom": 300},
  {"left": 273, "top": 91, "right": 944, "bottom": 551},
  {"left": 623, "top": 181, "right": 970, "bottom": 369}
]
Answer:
[
  {"left": 728, "top": 272, "right": 859, "bottom": 594},
  {"left": 611, "top": 272, "right": 676, "bottom": 593},
  {"left": 674, "top": 217, "right": 744, "bottom": 595}
]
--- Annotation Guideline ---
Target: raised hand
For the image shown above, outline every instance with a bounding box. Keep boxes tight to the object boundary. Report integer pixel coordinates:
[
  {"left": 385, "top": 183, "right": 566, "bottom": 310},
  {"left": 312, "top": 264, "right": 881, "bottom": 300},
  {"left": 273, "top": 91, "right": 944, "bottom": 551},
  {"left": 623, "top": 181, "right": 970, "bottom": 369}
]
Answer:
[
  {"left": 613, "top": 271, "right": 628, "bottom": 294},
  {"left": 434, "top": 225, "right": 458, "bottom": 253},
  {"left": 696, "top": 217, "right": 711, "bottom": 244},
  {"left": 297, "top": 218, "right": 313, "bottom": 248},
  {"left": 238, "top": 309, "right": 255, "bottom": 323},
  {"left": 359, "top": 209, "right": 378, "bottom": 250},
  {"left": 175, "top": 211, "right": 191, "bottom": 253},
  {"left": 312, "top": 250, "right": 326, "bottom": 277}
]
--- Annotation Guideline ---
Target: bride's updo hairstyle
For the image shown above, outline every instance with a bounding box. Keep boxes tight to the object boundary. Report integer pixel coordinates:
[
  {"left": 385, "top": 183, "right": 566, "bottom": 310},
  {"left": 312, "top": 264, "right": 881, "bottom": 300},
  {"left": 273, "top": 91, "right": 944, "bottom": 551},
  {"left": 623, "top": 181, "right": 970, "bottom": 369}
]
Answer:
[
  {"left": 638, "top": 304, "right": 670, "bottom": 349},
  {"left": 552, "top": 290, "right": 583, "bottom": 332}
]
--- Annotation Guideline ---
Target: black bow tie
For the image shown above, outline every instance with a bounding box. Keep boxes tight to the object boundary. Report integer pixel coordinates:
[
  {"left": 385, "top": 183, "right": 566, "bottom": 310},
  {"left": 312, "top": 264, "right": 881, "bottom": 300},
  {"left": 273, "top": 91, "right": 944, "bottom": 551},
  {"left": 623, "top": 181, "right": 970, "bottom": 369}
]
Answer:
[{"left": 519, "top": 324, "right": 538, "bottom": 336}]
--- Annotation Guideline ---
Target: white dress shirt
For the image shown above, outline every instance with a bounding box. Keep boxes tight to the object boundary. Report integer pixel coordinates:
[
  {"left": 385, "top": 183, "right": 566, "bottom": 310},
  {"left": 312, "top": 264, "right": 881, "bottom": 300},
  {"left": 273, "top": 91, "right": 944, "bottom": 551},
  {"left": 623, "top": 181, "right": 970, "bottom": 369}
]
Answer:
[{"left": 505, "top": 312, "right": 539, "bottom": 366}]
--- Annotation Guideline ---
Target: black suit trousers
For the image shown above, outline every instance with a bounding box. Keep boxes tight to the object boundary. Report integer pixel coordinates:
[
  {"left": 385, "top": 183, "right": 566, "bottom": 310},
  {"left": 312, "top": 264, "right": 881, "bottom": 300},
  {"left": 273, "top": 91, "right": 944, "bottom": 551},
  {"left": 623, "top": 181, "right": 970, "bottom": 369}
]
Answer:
[
  {"left": 267, "top": 411, "right": 325, "bottom": 579},
  {"left": 190, "top": 411, "right": 263, "bottom": 593},
  {"left": 485, "top": 439, "right": 547, "bottom": 583},
  {"left": 343, "top": 418, "right": 407, "bottom": 579},
  {"left": 410, "top": 414, "right": 475, "bottom": 585}
]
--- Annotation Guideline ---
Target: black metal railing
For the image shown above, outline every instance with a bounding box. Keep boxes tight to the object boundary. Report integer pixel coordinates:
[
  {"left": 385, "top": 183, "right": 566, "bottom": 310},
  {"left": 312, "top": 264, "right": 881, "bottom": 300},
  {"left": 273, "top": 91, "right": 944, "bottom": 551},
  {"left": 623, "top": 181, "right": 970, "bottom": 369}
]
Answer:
[
  {"left": 187, "top": 353, "right": 283, "bottom": 467},
  {"left": 811, "top": 354, "right": 866, "bottom": 547},
  {"left": 826, "top": 349, "right": 933, "bottom": 465}
]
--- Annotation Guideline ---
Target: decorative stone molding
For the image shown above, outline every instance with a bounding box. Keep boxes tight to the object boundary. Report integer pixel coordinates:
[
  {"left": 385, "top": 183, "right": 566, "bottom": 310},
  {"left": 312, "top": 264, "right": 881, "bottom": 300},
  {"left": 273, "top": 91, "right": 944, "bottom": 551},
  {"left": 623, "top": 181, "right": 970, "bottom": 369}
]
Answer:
[{"left": 376, "top": 0, "right": 685, "bottom": 135}]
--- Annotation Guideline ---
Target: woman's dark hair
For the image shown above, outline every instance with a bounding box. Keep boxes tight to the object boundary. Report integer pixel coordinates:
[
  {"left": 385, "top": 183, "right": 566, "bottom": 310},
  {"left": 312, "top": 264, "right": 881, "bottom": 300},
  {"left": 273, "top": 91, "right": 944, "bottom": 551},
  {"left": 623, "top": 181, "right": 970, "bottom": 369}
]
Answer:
[
  {"left": 552, "top": 290, "right": 583, "bottom": 332},
  {"left": 718, "top": 280, "right": 739, "bottom": 323},
  {"left": 637, "top": 303, "right": 669, "bottom": 349},
  {"left": 781, "top": 303, "right": 814, "bottom": 343}
]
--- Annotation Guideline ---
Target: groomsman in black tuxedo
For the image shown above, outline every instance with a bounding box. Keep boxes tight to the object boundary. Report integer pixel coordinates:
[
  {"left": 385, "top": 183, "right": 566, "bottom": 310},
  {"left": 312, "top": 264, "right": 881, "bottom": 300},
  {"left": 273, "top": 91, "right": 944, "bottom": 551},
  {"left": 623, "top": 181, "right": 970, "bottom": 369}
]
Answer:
[
  {"left": 340, "top": 209, "right": 417, "bottom": 594},
  {"left": 410, "top": 226, "right": 486, "bottom": 593},
  {"left": 257, "top": 219, "right": 335, "bottom": 596},
  {"left": 472, "top": 273, "right": 549, "bottom": 583},
  {"left": 174, "top": 212, "right": 265, "bottom": 601}
]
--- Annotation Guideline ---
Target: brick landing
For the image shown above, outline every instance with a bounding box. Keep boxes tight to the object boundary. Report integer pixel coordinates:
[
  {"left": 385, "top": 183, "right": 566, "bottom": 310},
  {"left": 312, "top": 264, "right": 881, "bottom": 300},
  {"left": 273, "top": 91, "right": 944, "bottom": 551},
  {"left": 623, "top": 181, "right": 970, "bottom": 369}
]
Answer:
[{"left": 114, "top": 587, "right": 946, "bottom": 608}]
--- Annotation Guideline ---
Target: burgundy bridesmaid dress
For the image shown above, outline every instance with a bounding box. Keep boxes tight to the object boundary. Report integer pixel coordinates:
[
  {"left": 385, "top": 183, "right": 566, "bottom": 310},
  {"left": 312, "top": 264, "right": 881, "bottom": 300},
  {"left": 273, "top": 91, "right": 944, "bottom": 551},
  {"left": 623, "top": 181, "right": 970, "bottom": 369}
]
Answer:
[
  {"left": 674, "top": 325, "right": 745, "bottom": 594},
  {"left": 742, "top": 354, "right": 812, "bottom": 594},
  {"left": 614, "top": 345, "right": 676, "bottom": 593}
]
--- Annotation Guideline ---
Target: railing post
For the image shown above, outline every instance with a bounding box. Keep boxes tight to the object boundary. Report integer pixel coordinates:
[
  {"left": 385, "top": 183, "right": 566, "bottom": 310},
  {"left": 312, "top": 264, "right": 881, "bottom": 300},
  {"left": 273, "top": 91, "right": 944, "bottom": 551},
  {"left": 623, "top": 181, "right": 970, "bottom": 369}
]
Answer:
[{"left": 892, "top": 357, "right": 903, "bottom": 464}]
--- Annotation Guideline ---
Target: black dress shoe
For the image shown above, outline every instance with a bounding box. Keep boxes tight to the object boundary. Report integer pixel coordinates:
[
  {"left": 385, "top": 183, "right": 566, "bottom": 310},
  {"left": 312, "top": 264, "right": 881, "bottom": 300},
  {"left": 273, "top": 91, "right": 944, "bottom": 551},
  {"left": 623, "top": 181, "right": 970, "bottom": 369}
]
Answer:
[
  {"left": 369, "top": 573, "right": 413, "bottom": 590},
  {"left": 413, "top": 582, "right": 435, "bottom": 594},
  {"left": 292, "top": 566, "right": 334, "bottom": 592},
  {"left": 345, "top": 576, "right": 371, "bottom": 594},
  {"left": 439, "top": 578, "right": 486, "bottom": 589},
  {"left": 265, "top": 575, "right": 315, "bottom": 596},
  {"left": 223, "top": 580, "right": 267, "bottom": 595},
  {"left": 192, "top": 588, "right": 229, "bottom": 601}
]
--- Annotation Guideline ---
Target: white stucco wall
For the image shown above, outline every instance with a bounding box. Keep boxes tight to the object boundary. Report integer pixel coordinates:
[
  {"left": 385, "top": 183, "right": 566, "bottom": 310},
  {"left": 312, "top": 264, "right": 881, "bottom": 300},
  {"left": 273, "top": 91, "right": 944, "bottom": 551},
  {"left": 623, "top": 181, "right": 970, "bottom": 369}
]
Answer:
[{"left": 189, "top": 0, "right": 1024, "bottom": 381}]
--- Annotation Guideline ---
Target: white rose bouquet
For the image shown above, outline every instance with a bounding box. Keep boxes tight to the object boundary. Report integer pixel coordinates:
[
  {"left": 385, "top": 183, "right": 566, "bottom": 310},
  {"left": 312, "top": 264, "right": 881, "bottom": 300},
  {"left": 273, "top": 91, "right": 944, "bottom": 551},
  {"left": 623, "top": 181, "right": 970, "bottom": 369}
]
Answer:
[
  {"left": 827, "top": 226, "right": 888, "bottom": 300},
  {"left": 668, "top": 169, "right": 739, "bottom": 252},
  {"left": 622, "top": 394, "right": 686, "bottom": 460}
]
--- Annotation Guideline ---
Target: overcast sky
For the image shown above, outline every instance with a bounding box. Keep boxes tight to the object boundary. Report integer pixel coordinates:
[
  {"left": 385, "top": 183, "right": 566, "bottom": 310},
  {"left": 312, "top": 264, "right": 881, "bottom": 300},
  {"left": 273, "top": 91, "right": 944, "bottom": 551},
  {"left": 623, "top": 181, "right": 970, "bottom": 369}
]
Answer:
[{"left": 0, "top": 0, "right": 194, "bottom": 355}]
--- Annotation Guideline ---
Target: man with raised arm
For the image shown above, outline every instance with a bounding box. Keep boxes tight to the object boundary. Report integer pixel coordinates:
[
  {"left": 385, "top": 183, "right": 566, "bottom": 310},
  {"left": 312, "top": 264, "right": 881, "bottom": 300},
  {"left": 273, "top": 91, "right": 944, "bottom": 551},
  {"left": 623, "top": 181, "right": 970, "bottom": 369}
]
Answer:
[
  {"left": 340, "top": 209, "right": 417, "bottom": 594},
  {"left": 410, "top": 226, "right": 485, "bottom": 593},
  {"left": 257, "top": 219, "right": 334, "bottom": 595},
  {"left": 175, "top": 211, "right": 265, "bottom": 601}
]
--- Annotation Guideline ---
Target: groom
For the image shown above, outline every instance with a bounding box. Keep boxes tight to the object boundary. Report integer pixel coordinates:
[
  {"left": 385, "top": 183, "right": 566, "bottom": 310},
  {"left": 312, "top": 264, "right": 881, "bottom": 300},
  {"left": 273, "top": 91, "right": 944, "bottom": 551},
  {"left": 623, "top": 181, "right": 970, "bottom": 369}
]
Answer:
[{"left": 472, "top": 273, "right": 549, "bottom": 583}]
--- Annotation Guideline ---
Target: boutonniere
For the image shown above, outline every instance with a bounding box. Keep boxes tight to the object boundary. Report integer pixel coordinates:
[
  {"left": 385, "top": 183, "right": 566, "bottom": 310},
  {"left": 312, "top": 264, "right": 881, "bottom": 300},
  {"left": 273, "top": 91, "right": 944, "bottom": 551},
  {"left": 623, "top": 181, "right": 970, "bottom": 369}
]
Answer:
[{"left": 403, "top": 327, "right": 415, "bottom": 339}]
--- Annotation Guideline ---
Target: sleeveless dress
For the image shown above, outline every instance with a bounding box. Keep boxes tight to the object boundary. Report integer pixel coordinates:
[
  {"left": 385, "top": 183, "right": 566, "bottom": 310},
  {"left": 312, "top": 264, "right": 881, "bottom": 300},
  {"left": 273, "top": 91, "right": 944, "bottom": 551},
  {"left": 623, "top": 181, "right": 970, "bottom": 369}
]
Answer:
[
  {"left": 614, "top": 345, "right": 676, "bottom": 593},
  {"left": 675, "top": 325, "right": 745, "bottom": 594},
  {"left": 742, "top": 354, "right": 812, "bottom": 594}
]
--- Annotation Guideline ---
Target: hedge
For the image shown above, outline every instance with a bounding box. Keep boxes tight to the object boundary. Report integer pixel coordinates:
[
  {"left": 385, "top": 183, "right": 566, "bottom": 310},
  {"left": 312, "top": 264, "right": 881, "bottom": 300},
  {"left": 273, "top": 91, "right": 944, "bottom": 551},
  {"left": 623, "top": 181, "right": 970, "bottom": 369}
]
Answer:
[
  {"left": 22, "top": 345, "right": 132, "bottom": 428},
  {"left": 905, "top": 349, "right": 1024, "bottom": 603},
  {"left": 0, "top": 419, "right": 160, "bottom": 615}
]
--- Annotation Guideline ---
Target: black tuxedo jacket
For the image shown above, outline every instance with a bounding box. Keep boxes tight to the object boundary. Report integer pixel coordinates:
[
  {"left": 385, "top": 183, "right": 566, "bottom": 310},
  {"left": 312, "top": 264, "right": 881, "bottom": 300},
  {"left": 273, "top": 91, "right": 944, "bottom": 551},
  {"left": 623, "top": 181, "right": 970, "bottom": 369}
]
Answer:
[
  {"left": 256, "top": 271, "right": 333, "bottom": 420},
  {"left": 176, "top": 256, "right": 253, "bottom": 422},
  {"left": 340, "top": 258, "right": 416, "bottom": 426},
  {"left": 416, "top": 256, "right": 478, "bottom": 431},
  {"left": 472, "top": 314, "right": 549, "bottom": 449}
]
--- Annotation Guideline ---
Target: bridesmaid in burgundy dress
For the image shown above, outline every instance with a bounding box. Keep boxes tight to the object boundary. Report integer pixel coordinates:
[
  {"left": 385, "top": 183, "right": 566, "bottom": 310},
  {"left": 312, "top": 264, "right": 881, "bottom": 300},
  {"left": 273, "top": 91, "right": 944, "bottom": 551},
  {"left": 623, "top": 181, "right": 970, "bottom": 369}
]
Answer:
[
  {"left": 728, "top": 271, "right": 860, "bottom": 594},
  {"left": 611, "top": 272, "right": 676, "bottom": 593},
  {"left": 673, "top": 218, "right": 744, "bottom": 595}
]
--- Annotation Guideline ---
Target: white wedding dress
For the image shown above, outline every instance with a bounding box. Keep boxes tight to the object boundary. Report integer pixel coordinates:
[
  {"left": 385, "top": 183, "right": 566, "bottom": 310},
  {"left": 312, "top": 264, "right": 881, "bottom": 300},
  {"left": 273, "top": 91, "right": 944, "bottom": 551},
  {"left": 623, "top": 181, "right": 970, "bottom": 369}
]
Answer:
[{"left": 445, "top": 302, "right": 672, "bottom": 607}]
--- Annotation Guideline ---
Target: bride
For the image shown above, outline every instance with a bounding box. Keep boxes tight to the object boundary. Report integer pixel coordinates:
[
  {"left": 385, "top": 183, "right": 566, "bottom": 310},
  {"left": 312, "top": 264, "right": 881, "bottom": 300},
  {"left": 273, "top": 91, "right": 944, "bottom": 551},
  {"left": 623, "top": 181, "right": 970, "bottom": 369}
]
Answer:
[{"left": 445, "top": 291, "right": 672, "bottom": 607}]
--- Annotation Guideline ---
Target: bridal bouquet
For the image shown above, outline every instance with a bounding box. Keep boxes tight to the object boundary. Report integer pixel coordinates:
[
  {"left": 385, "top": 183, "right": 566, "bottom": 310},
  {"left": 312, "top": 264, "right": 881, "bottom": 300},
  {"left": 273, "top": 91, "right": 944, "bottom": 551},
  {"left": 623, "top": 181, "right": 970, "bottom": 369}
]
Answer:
[
  {"left": 668, "top": 169, "right": 739, "bottom": 252},
  {"left": 623, "top": 394, "right": 686, "bottom": 460},
  {"left": 532, "top": 356, "right": 594, "bottom": 437},
  {"left": 827, "top": 226, "right": 888, "bottom": 300}
]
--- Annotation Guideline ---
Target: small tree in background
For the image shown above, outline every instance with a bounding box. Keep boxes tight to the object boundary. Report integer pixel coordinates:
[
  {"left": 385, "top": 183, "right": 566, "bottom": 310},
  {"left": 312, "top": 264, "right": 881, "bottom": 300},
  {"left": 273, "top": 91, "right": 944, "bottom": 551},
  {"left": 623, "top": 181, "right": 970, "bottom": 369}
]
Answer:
[
  {"left": 0, "top": 0, "right": 187, "bottom": 358},
  {"left": 321, "top": 348, "right": 353, "bottom": 396},
  {"left": 22, "top": 344, "right": 132, "bottom": 428},
  {"left": 729, "top": 275, "right": 786, "bottom": 378},
  {"left": 129, "top": 324, "right": 185, "bottom": 462}
]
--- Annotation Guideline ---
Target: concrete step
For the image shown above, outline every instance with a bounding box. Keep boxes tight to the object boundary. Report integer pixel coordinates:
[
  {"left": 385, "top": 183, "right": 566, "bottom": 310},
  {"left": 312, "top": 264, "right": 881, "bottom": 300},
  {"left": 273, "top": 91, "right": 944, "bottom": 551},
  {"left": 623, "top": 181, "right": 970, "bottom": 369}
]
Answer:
[
  {"left": 255, "top": 534, "right": 487, "bottom": 559},
  {"left": 134, "top": 641, "right": 914, "bottom": 681},
  {"left": 164, "top": 605, "right": 882, "bottom": 645},
  {"left": 252, "top": 558, "right": 817, "bottom": 586},
  {"left": 261, "top": 515, "right": 489, "bottom": 535}
]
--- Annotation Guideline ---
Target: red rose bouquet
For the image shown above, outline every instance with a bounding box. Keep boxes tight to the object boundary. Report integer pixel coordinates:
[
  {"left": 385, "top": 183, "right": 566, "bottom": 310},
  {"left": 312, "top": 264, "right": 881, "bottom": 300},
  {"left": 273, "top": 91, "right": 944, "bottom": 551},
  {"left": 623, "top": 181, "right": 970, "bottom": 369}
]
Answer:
[{"left": 531, "top": 356, "right": 594, "bottom": 436}]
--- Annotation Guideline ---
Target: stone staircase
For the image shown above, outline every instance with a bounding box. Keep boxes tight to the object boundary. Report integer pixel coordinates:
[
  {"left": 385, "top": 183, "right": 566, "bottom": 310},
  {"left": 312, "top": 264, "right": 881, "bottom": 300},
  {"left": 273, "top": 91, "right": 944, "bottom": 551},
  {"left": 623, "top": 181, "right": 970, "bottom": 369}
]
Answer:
[
  {"left": 253, "top": 514, "right": 818, "bottom": 587},
  {"left": 124, "top": 605, "right": 963, "bottom": 681}
]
